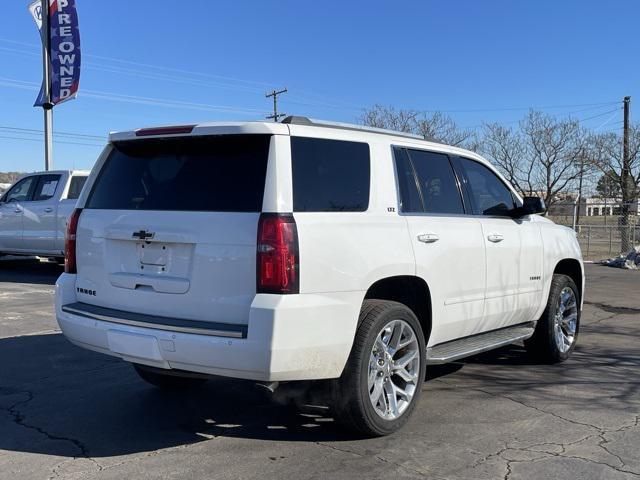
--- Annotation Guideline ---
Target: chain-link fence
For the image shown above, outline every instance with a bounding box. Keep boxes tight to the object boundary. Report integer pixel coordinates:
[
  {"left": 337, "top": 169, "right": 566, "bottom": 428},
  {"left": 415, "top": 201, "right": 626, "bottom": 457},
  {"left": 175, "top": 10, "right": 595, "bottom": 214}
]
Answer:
[{"left": 548, "top": 201, "right": 640, "bottom": 261}]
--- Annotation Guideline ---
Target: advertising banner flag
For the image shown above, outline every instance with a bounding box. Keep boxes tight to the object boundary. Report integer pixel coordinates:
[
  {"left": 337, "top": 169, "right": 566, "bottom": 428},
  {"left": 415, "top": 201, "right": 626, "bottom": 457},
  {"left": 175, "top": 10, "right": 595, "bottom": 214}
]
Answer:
[{"left": 31, "top": 0, "right": 81, "bottom": 107}]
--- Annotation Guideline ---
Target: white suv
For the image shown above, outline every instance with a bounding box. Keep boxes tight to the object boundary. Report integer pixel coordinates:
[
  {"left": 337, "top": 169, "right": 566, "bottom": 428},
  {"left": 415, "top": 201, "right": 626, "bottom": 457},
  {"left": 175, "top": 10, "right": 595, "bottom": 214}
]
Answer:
[{"left": 55, "top": 117, "right": 583, "bottom": 436}]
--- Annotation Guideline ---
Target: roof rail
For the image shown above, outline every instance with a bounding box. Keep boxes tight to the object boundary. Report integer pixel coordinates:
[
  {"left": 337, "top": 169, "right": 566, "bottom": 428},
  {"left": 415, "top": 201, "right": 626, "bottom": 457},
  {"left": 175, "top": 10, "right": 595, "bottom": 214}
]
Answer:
[{"left": 281, "top": 116, "right": 426, "bottom": 141}]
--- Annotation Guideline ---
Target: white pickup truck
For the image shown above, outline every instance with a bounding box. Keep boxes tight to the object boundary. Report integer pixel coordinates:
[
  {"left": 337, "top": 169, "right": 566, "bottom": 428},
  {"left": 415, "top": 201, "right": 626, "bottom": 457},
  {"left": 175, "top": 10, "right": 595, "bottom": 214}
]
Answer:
[{"left": 0, "top": 170, "right": 89, "bottom": 260}]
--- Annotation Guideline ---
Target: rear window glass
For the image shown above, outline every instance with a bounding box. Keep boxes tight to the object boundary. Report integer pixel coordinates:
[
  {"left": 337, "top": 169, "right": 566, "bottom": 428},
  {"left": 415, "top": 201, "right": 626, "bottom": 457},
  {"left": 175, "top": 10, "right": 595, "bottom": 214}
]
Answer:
[
  {"left": 291, "top": 137, "right": 370, "bottom": 212},
  {"left": 86, "top": 135, "right": 271, "bottom": 212},
  {"left": 67, "top": 176, "right": 87, "bottom": 200}
]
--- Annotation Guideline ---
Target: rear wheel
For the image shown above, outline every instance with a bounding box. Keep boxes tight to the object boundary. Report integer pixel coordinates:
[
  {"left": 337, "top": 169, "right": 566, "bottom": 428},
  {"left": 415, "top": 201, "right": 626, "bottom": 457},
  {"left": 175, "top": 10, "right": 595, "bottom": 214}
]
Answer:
[
  {"left": 333, "top": 300, "right": 426, "bottom": 437},
  {"left": 133, "top": 364, "right": 208, "bottom": 390},
  {"left": 525, "top": 274, "right": 580, "bottom": 363}
]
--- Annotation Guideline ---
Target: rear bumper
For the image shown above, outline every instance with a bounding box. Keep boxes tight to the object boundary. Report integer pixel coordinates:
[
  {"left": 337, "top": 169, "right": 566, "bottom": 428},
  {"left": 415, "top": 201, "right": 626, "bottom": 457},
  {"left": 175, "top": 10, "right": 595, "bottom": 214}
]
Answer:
[{"left": 55, "top": 273, "right": 362, "bottom": 381}]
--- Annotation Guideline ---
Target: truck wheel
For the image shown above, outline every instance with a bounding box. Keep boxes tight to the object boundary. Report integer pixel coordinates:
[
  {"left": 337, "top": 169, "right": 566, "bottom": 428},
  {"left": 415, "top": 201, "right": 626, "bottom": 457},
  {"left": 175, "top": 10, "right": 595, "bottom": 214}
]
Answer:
[
  {"left": 525, "top": 274, "right": 580, "bottom": 363},
  {"left": 133, "top": 364, "right": 207, "bottom": 390},
  {"left": 333, "top": 300, "right": 426, "bottom": 437}
]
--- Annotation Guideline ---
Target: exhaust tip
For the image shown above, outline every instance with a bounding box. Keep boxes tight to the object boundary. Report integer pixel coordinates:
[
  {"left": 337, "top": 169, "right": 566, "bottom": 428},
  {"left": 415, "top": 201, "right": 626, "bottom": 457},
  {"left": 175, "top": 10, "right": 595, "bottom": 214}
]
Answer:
[{"left": 254, "top": 381, "right": 280, "bottom": 394}]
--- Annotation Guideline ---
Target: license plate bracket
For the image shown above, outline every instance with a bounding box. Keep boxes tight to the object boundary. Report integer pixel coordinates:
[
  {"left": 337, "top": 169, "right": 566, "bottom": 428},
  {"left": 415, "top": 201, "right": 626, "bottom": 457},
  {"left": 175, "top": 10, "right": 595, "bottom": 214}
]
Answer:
[{"left": 137, "top": 242, "right": 168, "bottom": 266}]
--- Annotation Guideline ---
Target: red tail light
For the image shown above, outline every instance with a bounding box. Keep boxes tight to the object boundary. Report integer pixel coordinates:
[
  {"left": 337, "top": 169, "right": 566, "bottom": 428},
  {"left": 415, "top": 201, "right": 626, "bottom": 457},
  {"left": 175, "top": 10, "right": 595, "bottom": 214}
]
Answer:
[
  {"left": 65, "top": 208, "right": 82, "bottom": 274},
  {"left": 257, "top": 213, "right": 299, "bottom": 294}
]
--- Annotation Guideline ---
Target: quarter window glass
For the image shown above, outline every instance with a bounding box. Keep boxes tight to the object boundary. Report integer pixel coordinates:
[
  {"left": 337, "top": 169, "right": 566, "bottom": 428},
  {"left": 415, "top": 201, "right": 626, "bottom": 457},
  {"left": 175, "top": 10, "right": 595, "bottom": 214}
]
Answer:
[
  {"left": 459, "top": 157, "right": 516, "bottom": 216},
  {"left": 33, "top": 175, "right": 61, "bottom": 201},
  {"left": 291, "top": 137, "right": 370, "bottom": 212},
  {"left": 406, "top": 149, "right": 464, "bottom": 214},
  {"left": 393, "top": 147, "right": 423, "bottom": 213},
  {"left": 4, "top": 177, "right": 35, "bottom": 202},
  {"left": 67, "top": 176, "right": 87, "bottom": 200}
]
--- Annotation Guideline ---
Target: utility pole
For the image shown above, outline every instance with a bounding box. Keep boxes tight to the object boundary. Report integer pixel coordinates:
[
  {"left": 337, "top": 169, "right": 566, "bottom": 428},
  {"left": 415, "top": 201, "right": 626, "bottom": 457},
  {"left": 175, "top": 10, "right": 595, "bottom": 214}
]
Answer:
[
  {"left": 623, "top": 96, "right": 631, "bottom": 185},
  {"left": 41, "top": 0, "right": 53, "bottom": 170},
  {"left": 620, "top": 96, "right": 631, "bottom": 252},
  {"left": 575, "top": 154, "right": 585, "bottom": 229},
  {"left": 266, "top": 88, "right": 287, "bottom": 122}
]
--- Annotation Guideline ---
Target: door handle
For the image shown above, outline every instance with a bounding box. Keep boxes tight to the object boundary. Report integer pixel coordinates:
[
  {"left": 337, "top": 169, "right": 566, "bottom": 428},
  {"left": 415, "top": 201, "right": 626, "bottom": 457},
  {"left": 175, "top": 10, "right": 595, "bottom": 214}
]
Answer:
[
  {"left": 487, "top": 233, "right": 504, "bottom": 243},
  {"left": 418, "top": 233, "right": 439, "bottom": 243},
  {"left": 44, "top": 207, "right": 53, "bottom": 213},
  {"left": 14, "top": 208, "right": 21, "bottom": 213}
]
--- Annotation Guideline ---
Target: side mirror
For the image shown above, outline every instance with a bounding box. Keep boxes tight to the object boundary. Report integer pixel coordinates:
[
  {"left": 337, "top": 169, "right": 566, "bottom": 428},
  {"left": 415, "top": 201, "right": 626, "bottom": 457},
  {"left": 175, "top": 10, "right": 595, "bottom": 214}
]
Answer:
[
  {"left": 522, "top": 196, "right": 546, "bottom": 215},
  {"left": 510, "top": 196, "right": 546, "bottom": 218}
]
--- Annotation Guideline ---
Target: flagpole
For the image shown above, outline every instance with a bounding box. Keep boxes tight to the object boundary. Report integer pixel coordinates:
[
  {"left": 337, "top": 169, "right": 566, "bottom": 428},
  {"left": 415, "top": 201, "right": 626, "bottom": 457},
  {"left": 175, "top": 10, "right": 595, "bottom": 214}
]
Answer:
[{"left": 41, "top": 0, "right": 53, "bottom": 171}]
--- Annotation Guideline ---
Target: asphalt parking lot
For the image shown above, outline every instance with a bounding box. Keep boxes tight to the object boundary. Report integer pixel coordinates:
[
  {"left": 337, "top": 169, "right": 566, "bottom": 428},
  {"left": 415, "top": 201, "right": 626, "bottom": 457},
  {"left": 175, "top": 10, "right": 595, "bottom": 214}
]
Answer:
[{"left": 0, "top": 260, "right": 638, "bottom": 480}]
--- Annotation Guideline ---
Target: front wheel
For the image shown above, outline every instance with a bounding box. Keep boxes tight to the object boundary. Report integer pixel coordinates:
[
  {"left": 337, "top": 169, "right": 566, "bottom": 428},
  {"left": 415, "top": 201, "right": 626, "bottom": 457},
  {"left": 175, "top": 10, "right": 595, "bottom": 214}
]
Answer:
[
  {"left": 332, "top": 300, "right": 426, "bottom": 437},
  {"left": 525, "top": 274, "right": 580, "bottom": 363}
]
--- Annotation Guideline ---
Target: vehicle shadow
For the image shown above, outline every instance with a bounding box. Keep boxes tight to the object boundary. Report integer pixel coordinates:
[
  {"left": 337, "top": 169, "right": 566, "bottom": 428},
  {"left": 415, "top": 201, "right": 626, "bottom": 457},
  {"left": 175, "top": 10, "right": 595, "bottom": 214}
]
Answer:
[
  {"left": 0, "top": 333, "right": 355, "bottom": 460},
  {"left": 1, "top": 326, "right": 637, "bottom": 459},
  {"left": 0, "top": 258, "right": 62, "bottom": 285}
]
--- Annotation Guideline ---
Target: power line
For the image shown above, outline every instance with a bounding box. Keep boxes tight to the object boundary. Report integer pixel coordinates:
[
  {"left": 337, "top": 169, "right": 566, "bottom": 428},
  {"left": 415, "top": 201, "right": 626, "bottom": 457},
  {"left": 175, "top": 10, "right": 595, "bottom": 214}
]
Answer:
[
  {"left": 0, "top": 77, "right": 268, "bottom": 115},
  {"left": 460, "top": 103, "right": 623, "bottom": 130},
  {"left": 0, "top": 39, "right": 623, "bottom": 118},
  {"left": 0, "top": 135, "right": 103, "bottom": 148},
  {"left": 593, "top": 110, "right": 620, "bottom": 131},
  {"left": 0, "top": 125, "right": 104, "bottom": 140},
  {"left": 418, "top": 101, "right": 620, "bottom": 114},
  {"left": 0, "top": 39, "right": 361, "bottom": 113},
  {"left": 0, "top": 39, "right": 278, "bottom": 89},
  {"left": 578, "top": 108, "right": 621, "bottom": 122}
]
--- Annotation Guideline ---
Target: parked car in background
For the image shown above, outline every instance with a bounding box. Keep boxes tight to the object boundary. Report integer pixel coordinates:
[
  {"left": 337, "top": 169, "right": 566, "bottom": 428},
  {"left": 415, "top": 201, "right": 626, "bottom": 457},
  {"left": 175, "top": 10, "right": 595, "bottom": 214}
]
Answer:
[
  {"left": 0, "top": 170, "right": 89, "bottom": 260},
  {"left": 55, "top": 118, "right": 583, "bottom": 436}
]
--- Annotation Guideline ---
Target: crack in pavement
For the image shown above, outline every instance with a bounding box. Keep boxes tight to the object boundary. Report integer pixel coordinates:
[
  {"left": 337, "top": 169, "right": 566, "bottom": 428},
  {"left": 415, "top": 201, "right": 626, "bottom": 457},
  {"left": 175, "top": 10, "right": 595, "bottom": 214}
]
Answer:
[
  {"left": 583, "top": 311, "right": 618, "bottom": 326},
  {"left": 440, "top": 381, "right": 640, "bottom": 477},
  {"left": 315, "top": 441, "right": 431, "bottom": 478},
  {"left": 585, "top": 301, "right": 640, "bottom": 316},
  {"left": 1, "top": 389, "right": 103, "bottom": 477}
]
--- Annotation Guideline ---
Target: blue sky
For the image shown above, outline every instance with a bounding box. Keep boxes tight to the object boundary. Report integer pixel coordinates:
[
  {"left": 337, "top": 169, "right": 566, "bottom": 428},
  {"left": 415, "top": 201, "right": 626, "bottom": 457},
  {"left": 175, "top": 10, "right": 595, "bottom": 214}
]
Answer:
[{"left": 0, "top": 0, "right": 637, "bottom": 172}]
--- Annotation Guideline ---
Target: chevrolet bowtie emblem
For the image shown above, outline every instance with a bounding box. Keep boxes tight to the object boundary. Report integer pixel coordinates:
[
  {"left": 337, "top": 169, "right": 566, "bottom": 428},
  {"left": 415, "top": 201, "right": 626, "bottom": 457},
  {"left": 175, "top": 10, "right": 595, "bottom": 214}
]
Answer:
[{"left": 132, "top": 230, "right": 155, "bottom": 240}]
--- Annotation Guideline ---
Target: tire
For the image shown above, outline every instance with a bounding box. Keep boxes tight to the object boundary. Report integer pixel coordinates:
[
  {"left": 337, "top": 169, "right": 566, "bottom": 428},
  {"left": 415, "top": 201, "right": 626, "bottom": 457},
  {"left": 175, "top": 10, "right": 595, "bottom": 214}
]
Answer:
[
  {"left": 133, "top": 364, "right": 208, "bottom": 390},
  {"left": 525, "top": 274, "right": 580, "bottom": 363},
  {"left": 332, "top": 300, "right": 426, "bottom": 437}
]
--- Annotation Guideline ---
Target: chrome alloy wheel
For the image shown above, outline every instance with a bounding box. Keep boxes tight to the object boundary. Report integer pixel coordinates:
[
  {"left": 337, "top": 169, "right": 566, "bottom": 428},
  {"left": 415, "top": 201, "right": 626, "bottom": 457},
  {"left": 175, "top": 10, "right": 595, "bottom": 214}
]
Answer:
[
  {"left": 554, "top": 286, "right": 578, "bottom": 353},
  {"left": 368, "top": 319, "right": 420, "bottom": 420}
]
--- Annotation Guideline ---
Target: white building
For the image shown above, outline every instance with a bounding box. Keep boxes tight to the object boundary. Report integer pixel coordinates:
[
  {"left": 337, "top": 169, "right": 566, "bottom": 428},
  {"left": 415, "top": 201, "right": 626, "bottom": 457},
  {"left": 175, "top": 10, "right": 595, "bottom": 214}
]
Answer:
[{"left": 585, "top": 198, "right": 640, "bottom": 216}]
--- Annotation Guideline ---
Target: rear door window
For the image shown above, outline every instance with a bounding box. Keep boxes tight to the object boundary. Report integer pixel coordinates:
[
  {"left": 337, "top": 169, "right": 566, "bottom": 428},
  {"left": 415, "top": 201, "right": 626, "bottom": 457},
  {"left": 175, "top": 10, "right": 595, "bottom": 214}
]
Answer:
[
  {"left": 404, "top": 149, "right": 465, "bottom": 214},
  {"left": 291, "top": 137, "right": 370, "bottom": 212},
  {"left": 33, "top": 175, "right": 62, "bottom": 201},
  {"left": 86, "top": 135, "right": 271, "bottom": 212}
]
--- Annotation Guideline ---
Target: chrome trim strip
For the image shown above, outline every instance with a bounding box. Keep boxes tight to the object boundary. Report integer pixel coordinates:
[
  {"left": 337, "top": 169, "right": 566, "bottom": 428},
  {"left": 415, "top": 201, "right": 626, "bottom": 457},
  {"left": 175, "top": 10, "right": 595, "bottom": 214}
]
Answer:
[{"left": 62, "top": 303, "right": 246, "bottom": 339}]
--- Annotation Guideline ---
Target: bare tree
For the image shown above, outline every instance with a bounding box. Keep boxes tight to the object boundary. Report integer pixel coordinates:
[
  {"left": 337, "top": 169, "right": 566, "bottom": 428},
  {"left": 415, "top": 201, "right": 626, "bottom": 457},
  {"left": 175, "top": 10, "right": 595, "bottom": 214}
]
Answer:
[
  {"left": 360, "top": 105, "right": 476, "bottom": 149},
  {"left": 416, "top": 112, "right": 476, "bottom": 148},
  {"left": 590, "top": 124, "right": 640, "bottom": 251},
  {"left": 481, "top": 111, "right": 588, "bottom": 207},
  {"left": 591, "top": 126, "right": 640, "bottom": 201},
  {"left": 480, "top": 123, "right": 532, "bottom": 197},
  {"left": 360, "top": 105, "right": 420, "bottom": 134},
  {"left": 524, "top": 112, "right": 587, "bottom": 206}
]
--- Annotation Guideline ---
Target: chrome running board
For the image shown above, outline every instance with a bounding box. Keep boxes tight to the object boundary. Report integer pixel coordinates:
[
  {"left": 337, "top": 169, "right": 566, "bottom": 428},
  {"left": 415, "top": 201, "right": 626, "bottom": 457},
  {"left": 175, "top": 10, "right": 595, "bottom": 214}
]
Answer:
[{"left": 426, "top": 323, "right": 535, "bottom": 364}]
